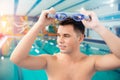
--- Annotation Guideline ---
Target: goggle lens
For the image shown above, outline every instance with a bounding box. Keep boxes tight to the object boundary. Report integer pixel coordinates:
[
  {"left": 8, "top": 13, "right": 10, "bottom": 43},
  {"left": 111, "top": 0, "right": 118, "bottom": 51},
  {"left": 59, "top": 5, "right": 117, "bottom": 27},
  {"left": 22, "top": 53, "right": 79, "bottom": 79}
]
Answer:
[{"left": 48, "top": 12, "right": 89, "bottom": 21}]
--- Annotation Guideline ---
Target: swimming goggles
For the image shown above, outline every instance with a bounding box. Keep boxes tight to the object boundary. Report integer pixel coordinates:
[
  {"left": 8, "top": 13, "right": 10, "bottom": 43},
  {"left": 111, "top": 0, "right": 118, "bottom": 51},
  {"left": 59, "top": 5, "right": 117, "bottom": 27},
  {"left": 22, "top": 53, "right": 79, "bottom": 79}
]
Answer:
[{"left": 47, "top": 12, "right": 90, "bottom": 21}]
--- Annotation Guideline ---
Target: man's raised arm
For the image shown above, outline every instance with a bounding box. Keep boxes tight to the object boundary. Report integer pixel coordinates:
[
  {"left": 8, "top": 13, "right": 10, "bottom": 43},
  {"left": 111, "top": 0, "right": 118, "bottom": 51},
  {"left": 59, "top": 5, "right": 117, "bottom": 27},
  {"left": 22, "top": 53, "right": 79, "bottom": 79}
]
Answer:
[
  {"left": 10, "top": 8, "right": 55, "bottom": 70},
  {"left": 81, "top": 10, "right": 120, "bottom": 70}
]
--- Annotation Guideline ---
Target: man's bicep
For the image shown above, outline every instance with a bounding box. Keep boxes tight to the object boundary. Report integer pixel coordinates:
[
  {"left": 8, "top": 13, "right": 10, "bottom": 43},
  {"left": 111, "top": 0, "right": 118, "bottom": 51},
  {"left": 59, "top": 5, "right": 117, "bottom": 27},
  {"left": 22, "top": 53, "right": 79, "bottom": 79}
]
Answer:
[
  {"left": 94, "top": 54, "right": 120, "bottom": 71},
  {"left": 18, "top": 54, "right": 48, "bottom": 70}
]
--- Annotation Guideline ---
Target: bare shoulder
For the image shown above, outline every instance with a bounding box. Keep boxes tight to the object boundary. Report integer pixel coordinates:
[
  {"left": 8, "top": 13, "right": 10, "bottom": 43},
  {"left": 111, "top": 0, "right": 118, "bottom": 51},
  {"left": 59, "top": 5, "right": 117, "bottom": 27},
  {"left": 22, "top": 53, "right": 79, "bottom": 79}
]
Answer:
[
  {"left": 83, "top": 55, "right": 102, "bottom": 66},
  {"left": 87, "top": 54, "right": 120, "bottom": 70},
  {"left": 82, "top": 54, "right": 97, "bottom": 61},
  {"left": 88, "top": 55, "right": 101, "bottom": 59},
  {"left": 86, "top": 55, "right": 102, "bottom": 63},
  {"left": 40, "top": 53, "right": 58, "bottom": 62},
  {"left": 39, "top": 54, "right": 56, "bottom": 60}
]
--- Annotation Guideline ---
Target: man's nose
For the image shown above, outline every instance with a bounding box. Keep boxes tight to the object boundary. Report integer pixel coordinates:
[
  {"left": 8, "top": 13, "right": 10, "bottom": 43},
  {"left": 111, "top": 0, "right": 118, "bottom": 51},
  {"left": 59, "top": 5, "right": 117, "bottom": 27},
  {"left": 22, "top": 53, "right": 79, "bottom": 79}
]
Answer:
[{"left": 58, "top": 37, "right": 64, "bottom": 43}]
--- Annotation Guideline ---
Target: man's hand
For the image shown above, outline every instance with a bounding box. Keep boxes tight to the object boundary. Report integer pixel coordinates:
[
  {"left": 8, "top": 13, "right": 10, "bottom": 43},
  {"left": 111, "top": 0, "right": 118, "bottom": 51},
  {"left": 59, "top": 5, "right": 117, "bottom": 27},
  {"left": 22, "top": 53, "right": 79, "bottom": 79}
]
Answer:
[
  {"left": 37, "top": 8, "right": 56, "bottom": 29},
  {"left": 80, "top": 10, "right": 102, "bottom": 30}
]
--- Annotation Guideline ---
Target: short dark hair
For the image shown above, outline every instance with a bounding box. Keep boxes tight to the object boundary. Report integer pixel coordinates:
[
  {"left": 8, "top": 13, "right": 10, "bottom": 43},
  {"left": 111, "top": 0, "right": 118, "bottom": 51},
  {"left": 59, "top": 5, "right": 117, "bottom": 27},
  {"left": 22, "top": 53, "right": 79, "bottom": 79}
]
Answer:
[{"left": 59, "top": 17, "right": 85, "bottom": 34}]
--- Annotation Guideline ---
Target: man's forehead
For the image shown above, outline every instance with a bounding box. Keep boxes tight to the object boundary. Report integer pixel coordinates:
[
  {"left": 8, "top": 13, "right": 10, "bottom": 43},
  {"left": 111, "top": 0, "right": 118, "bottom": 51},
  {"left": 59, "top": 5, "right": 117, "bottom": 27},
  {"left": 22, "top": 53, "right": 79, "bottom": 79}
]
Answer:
[{"left": 57, "top": 25, "right": 75, "bottom": 34}]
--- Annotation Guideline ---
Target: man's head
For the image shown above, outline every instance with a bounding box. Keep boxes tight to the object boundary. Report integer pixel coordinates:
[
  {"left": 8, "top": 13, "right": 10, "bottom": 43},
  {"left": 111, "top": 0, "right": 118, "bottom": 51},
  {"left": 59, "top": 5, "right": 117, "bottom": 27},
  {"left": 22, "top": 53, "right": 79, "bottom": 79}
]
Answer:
[
  {"left": 59, "top": 17, "right": 85, "bottom": 36},
  {"left": 57, "top": 18, "right": 85, "bottom": 54}
]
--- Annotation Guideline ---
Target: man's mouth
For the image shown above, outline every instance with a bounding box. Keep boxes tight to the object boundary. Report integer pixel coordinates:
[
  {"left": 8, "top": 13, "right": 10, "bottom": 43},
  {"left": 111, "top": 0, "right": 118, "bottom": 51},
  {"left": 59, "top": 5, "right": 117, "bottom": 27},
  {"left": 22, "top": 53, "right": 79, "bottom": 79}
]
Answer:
[{"left": 58, "top": 45, "right": 66, "bottom": 49}]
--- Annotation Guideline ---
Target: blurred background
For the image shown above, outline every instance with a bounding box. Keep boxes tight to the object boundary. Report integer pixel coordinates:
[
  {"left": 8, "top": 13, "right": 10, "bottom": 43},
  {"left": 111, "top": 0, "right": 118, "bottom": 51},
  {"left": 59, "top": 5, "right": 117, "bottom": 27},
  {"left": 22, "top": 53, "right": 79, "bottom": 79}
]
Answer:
[{"left": 0, "top": 0, "right": 120, "bottom": 80}]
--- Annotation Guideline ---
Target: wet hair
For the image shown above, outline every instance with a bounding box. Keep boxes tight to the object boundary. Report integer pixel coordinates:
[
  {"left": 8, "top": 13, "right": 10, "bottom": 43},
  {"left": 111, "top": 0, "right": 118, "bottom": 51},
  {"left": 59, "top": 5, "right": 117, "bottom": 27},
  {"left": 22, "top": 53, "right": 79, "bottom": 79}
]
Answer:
[{"left": 59, "top": 17, "right": 85, "bottom": 35}]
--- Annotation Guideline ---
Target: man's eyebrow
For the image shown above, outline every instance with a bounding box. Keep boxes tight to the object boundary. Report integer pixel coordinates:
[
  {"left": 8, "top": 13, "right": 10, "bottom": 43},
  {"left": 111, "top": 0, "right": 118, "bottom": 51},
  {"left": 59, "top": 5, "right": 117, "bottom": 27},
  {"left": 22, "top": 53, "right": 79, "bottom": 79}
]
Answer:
[
  {"left": 63, "top": 34, "right": 71, "bottom": 37},
  {"left": 64, "top": 34, "right": 70, "bottom": 35}
]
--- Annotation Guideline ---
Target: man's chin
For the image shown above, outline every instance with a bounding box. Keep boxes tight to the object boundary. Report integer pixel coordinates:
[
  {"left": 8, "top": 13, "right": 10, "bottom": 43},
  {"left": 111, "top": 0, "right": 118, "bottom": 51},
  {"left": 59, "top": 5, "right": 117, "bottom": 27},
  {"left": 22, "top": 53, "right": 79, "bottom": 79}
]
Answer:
[{"left": 60, "top": 50, "right": 69, "bottom": 54}]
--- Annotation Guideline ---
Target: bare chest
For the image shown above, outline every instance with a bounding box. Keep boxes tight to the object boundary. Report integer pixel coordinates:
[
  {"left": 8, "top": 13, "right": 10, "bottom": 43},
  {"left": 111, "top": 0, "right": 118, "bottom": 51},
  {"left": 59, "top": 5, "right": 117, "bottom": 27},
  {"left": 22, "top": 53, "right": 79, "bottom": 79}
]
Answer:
[{"left": 46, "top": 60, "right": 95, "bottom": 80}]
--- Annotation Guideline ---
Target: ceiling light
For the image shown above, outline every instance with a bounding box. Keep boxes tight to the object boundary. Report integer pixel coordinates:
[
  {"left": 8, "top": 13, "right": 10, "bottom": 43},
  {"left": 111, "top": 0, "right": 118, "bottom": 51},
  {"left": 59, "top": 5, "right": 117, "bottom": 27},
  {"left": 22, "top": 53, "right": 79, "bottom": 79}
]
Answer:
[
  {"left": 110, "top": 4, "right": 114, "bottom": 7},
  {"left": 110, "top": 0, "right": 114, "bottom": 3}
]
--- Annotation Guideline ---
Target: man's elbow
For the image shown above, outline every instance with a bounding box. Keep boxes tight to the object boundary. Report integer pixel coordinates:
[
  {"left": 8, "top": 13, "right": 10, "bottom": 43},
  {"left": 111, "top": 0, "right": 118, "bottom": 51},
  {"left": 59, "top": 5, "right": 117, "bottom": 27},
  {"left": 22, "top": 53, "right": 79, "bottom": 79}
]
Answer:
[{"left": 10, "top": 56, "right": 21, "bottom": 65}]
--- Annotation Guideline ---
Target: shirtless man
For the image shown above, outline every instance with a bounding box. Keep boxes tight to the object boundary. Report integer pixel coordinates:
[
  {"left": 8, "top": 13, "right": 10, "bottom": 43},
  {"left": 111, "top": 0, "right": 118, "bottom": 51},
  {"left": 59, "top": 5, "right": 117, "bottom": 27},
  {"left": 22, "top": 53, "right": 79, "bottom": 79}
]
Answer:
[{"left": 10, "top": 8, "right": 120, "bottom": 80}]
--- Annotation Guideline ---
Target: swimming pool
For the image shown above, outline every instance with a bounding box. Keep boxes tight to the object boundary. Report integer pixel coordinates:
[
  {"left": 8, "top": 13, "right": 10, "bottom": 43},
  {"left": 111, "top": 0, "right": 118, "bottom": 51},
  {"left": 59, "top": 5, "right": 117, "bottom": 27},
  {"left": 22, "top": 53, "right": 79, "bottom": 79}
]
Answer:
[{"left": 0, "top": 37, "right": 120, "bottom": 80}]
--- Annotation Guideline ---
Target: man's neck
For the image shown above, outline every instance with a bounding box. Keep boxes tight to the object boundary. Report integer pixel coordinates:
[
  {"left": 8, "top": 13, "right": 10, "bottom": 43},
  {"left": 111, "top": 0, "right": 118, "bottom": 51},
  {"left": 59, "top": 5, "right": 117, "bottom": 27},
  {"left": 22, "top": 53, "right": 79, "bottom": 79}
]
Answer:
[{"left": 58, "top": 51, "right": 87, "bottom": 62}]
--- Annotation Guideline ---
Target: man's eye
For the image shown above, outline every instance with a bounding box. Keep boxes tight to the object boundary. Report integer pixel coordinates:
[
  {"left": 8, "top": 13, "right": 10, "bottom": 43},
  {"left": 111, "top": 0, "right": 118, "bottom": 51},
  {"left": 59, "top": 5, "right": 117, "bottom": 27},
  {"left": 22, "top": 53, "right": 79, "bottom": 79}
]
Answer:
[{"left": 64, "top": 35, "right": 70, "bottom": 37}]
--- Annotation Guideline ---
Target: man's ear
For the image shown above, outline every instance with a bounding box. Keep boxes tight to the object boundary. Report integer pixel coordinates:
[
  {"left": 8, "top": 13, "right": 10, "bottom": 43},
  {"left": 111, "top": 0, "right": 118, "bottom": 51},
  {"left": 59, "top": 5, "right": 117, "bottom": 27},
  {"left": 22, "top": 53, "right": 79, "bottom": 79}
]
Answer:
[{"left": 78, "top": 34, "right": 84, "bottom": 42}]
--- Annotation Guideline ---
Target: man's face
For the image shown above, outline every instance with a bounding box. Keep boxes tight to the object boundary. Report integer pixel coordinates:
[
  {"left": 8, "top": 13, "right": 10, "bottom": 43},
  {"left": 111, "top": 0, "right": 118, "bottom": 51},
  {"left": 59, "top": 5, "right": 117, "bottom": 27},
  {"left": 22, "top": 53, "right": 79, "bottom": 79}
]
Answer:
[{"left": 57, "top": 25, "right": 82, "bottom": 54}]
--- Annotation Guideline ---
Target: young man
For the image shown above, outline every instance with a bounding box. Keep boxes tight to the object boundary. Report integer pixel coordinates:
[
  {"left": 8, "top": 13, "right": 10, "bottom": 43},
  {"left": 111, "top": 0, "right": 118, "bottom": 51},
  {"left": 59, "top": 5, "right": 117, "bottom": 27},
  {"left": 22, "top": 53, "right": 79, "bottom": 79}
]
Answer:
[{"left": 10, "top": 8, "right": 120, "bottom": 80}]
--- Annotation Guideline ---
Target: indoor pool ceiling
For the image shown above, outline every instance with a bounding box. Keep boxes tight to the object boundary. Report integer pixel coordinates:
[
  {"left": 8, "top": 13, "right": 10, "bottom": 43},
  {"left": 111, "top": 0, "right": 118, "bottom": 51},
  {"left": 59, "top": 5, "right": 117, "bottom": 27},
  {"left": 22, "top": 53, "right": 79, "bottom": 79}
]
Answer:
[{"left": 0, "top": 0, "right": 120, "bottom": 16}]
